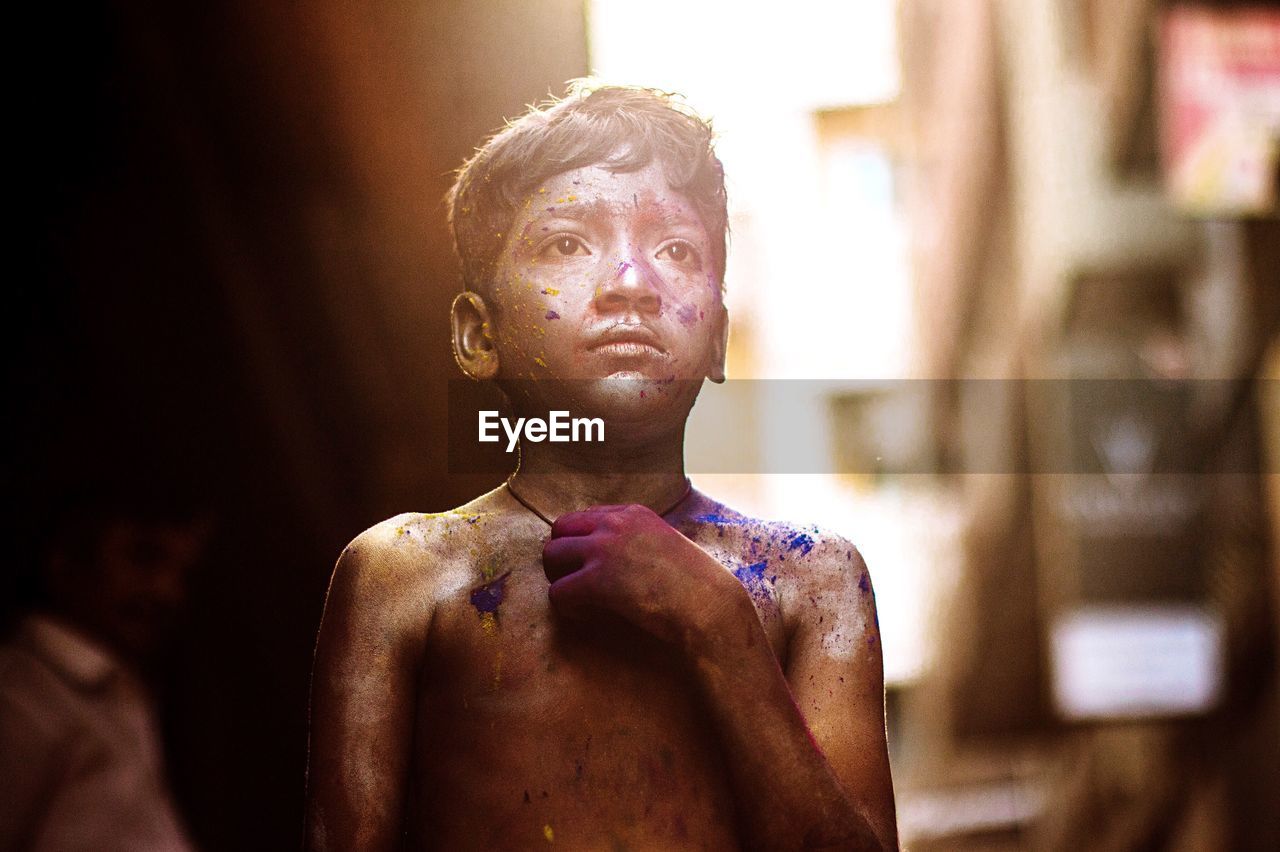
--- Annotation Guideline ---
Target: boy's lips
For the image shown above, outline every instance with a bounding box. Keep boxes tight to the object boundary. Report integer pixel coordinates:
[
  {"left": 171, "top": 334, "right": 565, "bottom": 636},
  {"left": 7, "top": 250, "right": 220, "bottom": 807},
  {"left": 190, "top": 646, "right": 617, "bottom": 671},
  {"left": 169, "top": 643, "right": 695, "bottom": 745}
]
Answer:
[{"left": 586, "top": 325, "right": 668, "bottom": 358}]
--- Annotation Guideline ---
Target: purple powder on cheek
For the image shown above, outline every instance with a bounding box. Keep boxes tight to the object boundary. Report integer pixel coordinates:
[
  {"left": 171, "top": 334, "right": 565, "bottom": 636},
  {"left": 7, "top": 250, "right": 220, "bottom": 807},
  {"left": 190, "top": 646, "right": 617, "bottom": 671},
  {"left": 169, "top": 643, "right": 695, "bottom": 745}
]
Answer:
[
  {"left": 469, "top": 571, "right": 511, "bottom": 615},
  {"left": 676, "top": 304, "right": 698, "bottom": 326},
  {"left": 545, "top": 310, "right": 560, "bottom": 320},
  {"left": 858, "top": 573, "right": 870, "bottom": 594}
]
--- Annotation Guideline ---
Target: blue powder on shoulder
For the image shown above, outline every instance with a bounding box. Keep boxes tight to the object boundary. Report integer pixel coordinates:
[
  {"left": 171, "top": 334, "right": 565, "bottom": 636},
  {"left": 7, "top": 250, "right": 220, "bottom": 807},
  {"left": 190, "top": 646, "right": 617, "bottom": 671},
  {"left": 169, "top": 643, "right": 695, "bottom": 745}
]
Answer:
[
  {"left": 785, "top": 531, "right": 815, "bottom": 555},
  {"left": 693, "top": 512, "right": 742, "bottom": 525},
  {"left": 733, "top": 559, "right": 775, "bottom": 605}
]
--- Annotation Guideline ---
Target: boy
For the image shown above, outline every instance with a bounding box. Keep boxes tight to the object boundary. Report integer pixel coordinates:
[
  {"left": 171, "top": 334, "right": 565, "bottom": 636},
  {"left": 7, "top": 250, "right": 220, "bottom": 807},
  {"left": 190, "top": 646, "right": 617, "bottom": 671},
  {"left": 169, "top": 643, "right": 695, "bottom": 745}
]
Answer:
[{"left": 304, "top": 83, "right": 897, "bottom": 850}]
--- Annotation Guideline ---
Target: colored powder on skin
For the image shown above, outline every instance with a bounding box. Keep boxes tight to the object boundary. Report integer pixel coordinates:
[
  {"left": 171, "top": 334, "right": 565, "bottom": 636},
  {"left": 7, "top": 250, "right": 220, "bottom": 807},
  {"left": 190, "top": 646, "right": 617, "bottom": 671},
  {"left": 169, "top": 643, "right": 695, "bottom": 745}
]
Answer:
[
  {"left": 676, "top": 303, "right": 698, "bottom": 326},
  {"left": 545, "top": 310, "right": 560, "bottom": 320},
  {"left": 470, "top": 571, "right": 511, "bottom": 616},
  {"left": 543, "top": 824, "right": 554, "bottom": 842},
  {"left": 692, "top": 512, "right": 746, "bottom": 526},
  {"left": 786, "top": 531, "right": 815, "bottom": 555},
  {"left": 541, "top": 287, "right": 559, "bottom": 296},
  {"left": 534, "top": 357, "right": 548, "bottom": 368},
  {"left": 734, "top": 559, "right": 776, "bottom": 604},
  {"left": 859, "top": 573, "right": 871, "bottom": 594}
]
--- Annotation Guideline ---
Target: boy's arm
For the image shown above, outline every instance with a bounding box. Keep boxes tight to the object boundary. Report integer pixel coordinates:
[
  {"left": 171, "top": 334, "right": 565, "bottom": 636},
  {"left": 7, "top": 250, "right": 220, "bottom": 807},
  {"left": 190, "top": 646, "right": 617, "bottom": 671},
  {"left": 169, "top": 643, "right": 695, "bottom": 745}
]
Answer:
[
  {"left": 689, "top": 540, "right": 896, "bottom": 850},
  {"left": 544, "top": 509, "right": 896, "bottom": 850},
  {"left": 304, "top": 520, "right": 432, "bottom": 851}
]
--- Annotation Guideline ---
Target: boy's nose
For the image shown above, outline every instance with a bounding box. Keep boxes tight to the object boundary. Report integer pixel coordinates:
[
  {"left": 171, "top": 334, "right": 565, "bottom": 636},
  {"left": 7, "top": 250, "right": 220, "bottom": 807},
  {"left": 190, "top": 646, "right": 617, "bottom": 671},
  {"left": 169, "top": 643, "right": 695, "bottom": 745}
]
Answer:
[{"left": 594, "top": 257, "right": 662, "bottom": 316}]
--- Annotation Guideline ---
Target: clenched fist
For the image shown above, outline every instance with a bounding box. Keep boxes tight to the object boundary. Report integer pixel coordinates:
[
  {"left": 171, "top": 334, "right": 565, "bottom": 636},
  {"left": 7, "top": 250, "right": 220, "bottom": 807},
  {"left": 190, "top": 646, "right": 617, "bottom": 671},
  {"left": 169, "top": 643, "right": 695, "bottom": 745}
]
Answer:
[{"left": 542, "top": 504, "right": 750, "bottom": 653}]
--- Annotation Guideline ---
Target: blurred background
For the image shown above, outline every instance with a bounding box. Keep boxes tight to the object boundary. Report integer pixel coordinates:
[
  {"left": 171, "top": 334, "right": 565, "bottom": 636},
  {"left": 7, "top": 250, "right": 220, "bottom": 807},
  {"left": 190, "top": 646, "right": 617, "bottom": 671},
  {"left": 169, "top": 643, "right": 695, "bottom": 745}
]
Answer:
[{"left": 5, "top": 0, "right": 1278, "bottom": 849}]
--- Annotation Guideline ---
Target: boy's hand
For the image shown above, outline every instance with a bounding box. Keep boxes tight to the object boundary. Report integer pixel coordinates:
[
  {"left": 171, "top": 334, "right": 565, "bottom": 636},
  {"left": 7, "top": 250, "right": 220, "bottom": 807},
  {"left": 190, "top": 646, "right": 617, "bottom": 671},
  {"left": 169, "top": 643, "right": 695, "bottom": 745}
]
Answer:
[{"left": 542, "top": 504, "right": 748, "bottom": 652}]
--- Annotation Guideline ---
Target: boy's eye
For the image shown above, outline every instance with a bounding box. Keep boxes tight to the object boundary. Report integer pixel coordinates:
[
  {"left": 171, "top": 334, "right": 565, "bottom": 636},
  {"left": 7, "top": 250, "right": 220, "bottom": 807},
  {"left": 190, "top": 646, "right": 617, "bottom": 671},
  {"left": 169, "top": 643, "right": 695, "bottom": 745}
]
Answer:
[
  {"left": 658, "top": 241, "right": 699, "bottom": 265},
  {"left": 541, "top": 236, "right": 590, "bottom": 257}
]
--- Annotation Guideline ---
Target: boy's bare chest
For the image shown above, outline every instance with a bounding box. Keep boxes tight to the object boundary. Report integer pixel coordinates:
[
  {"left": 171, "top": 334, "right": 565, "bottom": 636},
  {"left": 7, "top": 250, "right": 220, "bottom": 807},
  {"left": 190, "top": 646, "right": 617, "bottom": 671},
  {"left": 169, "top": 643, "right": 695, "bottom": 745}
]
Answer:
[
  {"left": 405, "top": 535, "right": 787, "bottom": 846},
  {"left": 420, "top": 532, "right": 788, "bottom": 708}
]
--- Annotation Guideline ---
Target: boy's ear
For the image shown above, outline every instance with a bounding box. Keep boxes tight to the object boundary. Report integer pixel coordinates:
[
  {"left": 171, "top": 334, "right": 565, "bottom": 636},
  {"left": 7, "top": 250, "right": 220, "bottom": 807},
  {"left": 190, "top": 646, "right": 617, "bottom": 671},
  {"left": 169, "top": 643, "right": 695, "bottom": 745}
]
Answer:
[
  {"left": 708, "top": 304, "right": 729, "bottom": 384},
  {"left": 451, "top": 291, "right": 499, "bottom": 380}
]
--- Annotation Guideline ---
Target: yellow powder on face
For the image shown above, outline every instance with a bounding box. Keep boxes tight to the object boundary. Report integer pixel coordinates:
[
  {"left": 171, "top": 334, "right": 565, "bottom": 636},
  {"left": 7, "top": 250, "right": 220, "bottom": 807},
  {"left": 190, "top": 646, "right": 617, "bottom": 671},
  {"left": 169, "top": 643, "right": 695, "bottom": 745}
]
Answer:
[
  {"left": 534, "top": 357, "right": 548, "bottom": 368},
  {"left": 543, "top": 824, "right": 554, "bottom": 842},
  {"left": 492, "top": 647, "right": 503, "bottom": 689},
  {"left": 542, "top": 287, "right": 559, "bottom": 296},
  {"left": 479, "top": 611, "right": 498, "bottom": 636}
]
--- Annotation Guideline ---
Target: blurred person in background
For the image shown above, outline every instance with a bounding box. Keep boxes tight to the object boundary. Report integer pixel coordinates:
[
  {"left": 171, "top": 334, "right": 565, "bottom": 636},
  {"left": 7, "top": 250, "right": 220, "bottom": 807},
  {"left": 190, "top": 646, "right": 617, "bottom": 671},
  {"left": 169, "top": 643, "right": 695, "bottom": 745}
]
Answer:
[{"left": 0, "top": 480, "right": 209, "bottom": 851}]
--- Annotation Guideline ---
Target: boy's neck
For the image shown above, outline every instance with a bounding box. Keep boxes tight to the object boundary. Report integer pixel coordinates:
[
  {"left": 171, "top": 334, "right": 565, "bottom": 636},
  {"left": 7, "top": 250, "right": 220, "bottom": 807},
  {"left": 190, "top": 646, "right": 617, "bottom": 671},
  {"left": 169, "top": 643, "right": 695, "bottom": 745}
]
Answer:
[{"left": 508, "top": 436, "right": 690, "bottom": 520}]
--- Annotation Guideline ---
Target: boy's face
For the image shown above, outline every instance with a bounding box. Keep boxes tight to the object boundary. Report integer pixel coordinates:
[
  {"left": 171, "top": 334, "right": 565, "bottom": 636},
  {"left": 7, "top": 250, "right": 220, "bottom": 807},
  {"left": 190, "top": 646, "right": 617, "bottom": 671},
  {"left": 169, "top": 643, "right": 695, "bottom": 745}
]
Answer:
[{"left": 485, "top": 161, "right": 725, "bottom": 398}]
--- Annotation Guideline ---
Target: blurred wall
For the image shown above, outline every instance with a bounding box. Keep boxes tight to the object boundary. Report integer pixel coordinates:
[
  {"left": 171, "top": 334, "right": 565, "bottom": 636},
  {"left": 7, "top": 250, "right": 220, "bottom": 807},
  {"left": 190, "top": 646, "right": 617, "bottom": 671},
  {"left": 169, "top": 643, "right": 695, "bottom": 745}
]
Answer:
[{"left": 893, "top": 1, "right": 1280, "bottom": 849}]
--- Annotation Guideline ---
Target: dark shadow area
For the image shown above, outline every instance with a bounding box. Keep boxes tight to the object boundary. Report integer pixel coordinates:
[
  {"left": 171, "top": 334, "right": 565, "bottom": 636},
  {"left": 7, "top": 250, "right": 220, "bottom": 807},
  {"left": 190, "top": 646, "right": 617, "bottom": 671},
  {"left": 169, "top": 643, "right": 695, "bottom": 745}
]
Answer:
[{"left": 7, "top": 2, "right": 586, "bottom": 847}]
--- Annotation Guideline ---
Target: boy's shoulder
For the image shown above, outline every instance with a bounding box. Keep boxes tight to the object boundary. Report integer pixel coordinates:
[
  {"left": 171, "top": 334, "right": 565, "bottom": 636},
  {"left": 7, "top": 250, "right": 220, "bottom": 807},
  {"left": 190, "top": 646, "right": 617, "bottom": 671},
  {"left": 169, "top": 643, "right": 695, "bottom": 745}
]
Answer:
[
  {"left": 324, "top": 491, "right": 519, "bottom": 624},
  {"left": 339, "top": 486, "right": 518, "bottom": 566},
  {"left": 685, "top": 495, "right": 879, "bottom": 653},
  {"left": 682, "top": 495, "right": 872, "bottom": 597}
]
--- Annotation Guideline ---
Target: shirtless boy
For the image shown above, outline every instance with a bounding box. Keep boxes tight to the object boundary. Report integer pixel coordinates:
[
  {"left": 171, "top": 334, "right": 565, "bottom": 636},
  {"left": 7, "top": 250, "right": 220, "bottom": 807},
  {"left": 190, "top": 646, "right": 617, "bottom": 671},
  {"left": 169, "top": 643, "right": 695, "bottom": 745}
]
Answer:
[{"left": 304, "top": 83, "right": 897, "bottom": 851}]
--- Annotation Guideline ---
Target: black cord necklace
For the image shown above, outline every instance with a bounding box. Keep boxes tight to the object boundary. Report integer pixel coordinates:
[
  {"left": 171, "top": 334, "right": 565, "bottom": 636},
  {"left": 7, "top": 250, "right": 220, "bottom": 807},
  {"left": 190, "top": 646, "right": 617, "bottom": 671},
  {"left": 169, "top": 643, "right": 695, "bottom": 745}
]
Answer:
[{"left": 504, "top": 475, "right": 694, "bottom": 526}]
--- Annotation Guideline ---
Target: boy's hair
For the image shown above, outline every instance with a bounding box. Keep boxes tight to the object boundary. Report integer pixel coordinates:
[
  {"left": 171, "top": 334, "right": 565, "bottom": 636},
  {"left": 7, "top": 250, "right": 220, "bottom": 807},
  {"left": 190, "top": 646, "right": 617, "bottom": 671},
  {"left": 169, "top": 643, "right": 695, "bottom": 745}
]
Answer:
[{"left": 446, "top": 80, "right": 728, "bottom": 295}]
